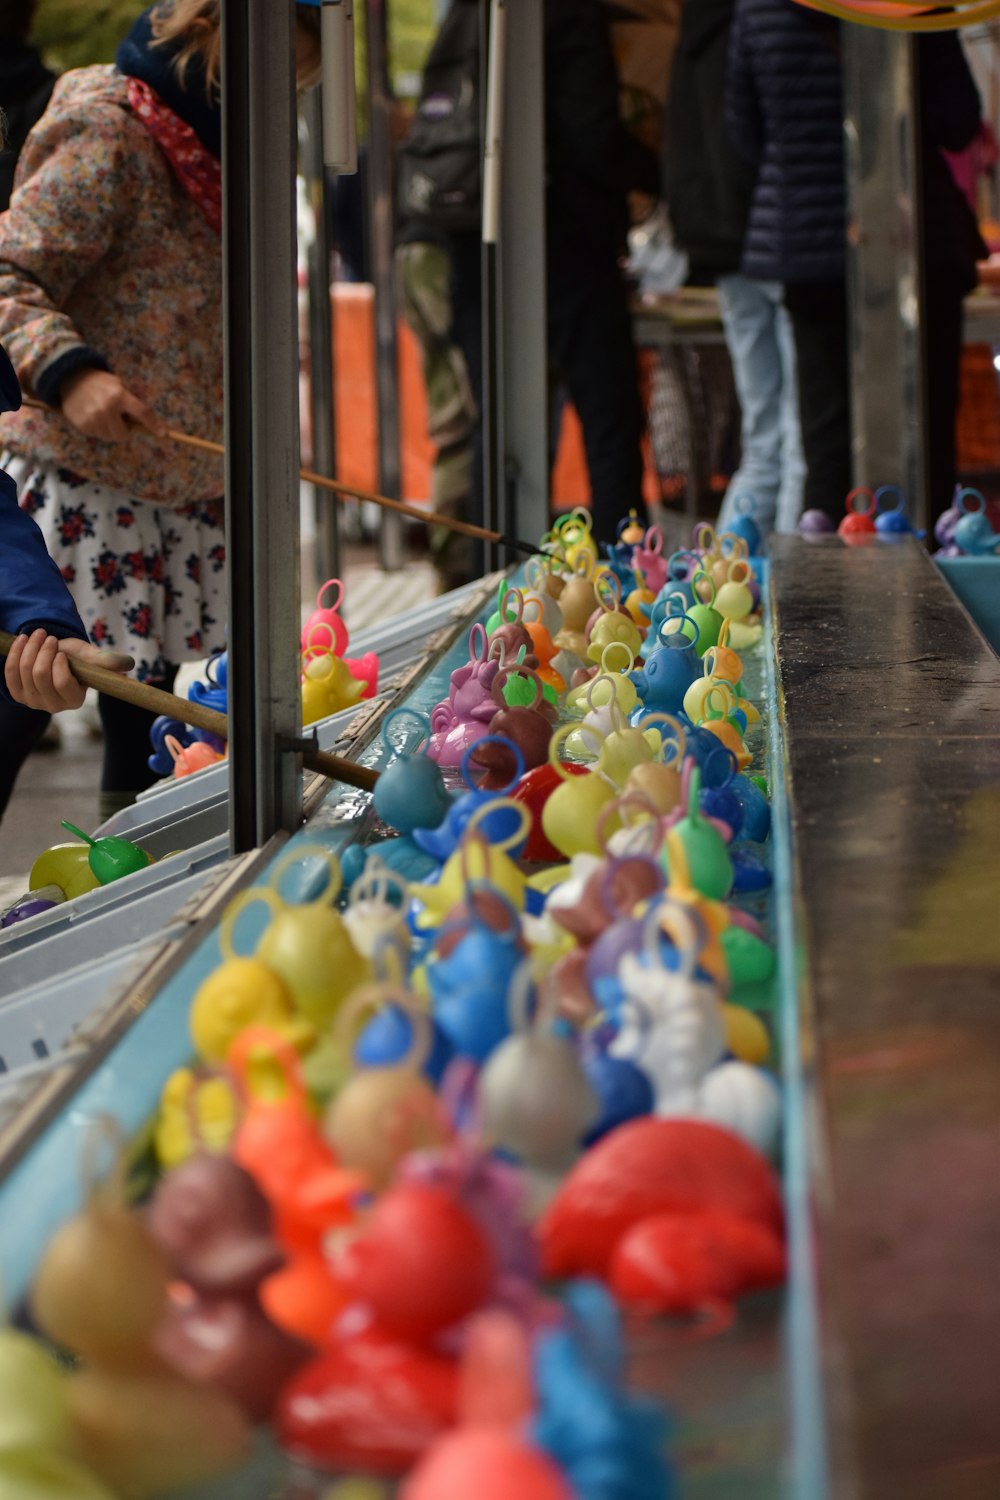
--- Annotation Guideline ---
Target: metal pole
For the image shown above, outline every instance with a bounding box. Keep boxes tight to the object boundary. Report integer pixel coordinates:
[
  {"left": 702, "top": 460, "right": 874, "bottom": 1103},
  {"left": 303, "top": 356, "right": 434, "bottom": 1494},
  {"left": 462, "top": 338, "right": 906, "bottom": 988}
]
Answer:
[
  {"left": 301, "top": 89, "right": 341, "bottom": 586},
  {"left": 221, "top": 0, "right": 303, "bottom": 851},
  {"left": 844, "top": 29, "right": 924, "bottom": 523},
  {"left": 365, "top": 0, "right": 405, "bottom": 571},
  {"left": 482, "top": 0, "right": 507, "bottom": 576}
]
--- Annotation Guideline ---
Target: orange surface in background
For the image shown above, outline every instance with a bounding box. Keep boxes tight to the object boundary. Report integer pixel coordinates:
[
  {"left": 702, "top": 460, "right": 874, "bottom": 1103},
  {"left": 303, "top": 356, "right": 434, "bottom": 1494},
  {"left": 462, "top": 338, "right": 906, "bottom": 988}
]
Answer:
[{"left": 332, "top": 284, "right": 662, "bottom": 515}]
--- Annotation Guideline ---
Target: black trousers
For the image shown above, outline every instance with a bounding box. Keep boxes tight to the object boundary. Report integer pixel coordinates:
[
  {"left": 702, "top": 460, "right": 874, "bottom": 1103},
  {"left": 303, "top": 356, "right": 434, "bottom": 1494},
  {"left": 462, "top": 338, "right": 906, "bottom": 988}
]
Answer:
[
  {"left": 0, "top": 667, "right": 178, "bottom": 821},
  {"left": 447, "top": 225, "right": 645, "bottom": 551},
  {"left": 783, "top": 278, "right": 852, "bottom": 524}
]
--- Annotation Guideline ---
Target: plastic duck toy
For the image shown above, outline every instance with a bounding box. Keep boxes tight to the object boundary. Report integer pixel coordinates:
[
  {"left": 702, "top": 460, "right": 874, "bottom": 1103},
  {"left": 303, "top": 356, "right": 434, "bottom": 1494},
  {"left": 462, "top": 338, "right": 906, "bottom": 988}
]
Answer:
[
  {"left": 532, "top": 1280, "right": 674, "bottom": 1500},
  {"left": 301, "top": 577, "right": 348, "bottom": 656},
  {"left": 798, "top": 509, "right": 836, "bottom": 535},
  {"left": 630, "top": 523, "right": 669, "bottom": 595},
  {"left": 952, "top": 487, "right": 1000, "bottom": 555},
  {"left": 164, "top": 733, "right": 225, "bottom": 778},
  {"left": 372, "top": 709, "right": 451, "bottom": 834},
  {"left": 187, "top": 651, "right": 228, "bottom": 714},
  {"left": 401, "top": 1313, "right": 574, "bottom": 1500},
  {"left": 301, "top": 640, "right": 365, "bottom": 725},
  {"left": 873, "top": 485, "right": 922, "bottom": 538},
  {"left": 838, "top": 487, "right": 878, "bottom": 540},
  {"left": 721, "top": 494, "right": 762, "bottom": 556},
  {"left": 221, "top": 844, "right": 371, "bottom": 1030},
  {"left": 428, "top": 625, "right": 502, "bottom": 766},
  {"left": 538, "top": 1115, "right": 784, "bottom": 1284}
]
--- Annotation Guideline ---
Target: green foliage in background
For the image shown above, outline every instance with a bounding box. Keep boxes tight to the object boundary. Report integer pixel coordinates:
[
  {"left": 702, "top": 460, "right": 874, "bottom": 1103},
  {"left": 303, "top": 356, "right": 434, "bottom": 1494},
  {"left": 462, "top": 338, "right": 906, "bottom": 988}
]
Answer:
[
  {"left": 34, "top": 0, "right": 434, "bottom": 95},
  {"left": 35, "top": 0, "right": 145, "bottom": 71}
]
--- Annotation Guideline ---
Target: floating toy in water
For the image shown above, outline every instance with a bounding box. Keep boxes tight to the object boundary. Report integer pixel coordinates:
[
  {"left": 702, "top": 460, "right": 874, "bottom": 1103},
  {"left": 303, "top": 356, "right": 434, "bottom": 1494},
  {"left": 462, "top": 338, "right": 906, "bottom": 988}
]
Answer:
[
  {"left": 411, "top": 799, "right": 532, "bottom": 925},
  {"left": 415, "top": 738, "right": 526, "bottom": 862},
  {"left": 609, "top": 1206, "right": 785, "bottom": 1316},
  {"left": 427, "top": 893, "right": 526, "bottom": 1063},
  {"left": 539, "top": 1116, "right": 784, "bottom": 1281},
  {"left": 147, "top": 1154, "right": 283, "bottom": 1296},
  {"left": 335, "top": 1181, "right": 495, "bottom": 1343},
  {"left": 478, "top": 964, "right": 599, "bottom": 1177},
  {"left": 373, "top": 710, "right": 451, "bottom": 834},
  {"left": 323, "top": 987, "right": 452, "bottom": 1191},
  {"left": 221, "top": 845, "right": 370, "bottom": 1030},
  {"left": 276, "top": 1330, "right": 459, "bottom": 1477},
  {"left": 59, "top": 823, "right": 151, "bottom": 885},
  {"left": 401, "top": 1314, "right": 573, "bottom": 1500},
  {"left": 722, "top": 495, "right": 762, "bottom": 556},
  {"left": 428, "top": 625, "right": 502, "bottom": 766},
  {"left": 630, "top": 523, "right": 669, "bottom": 595},
  {"left": 532, "top": 1280, "right": 673, "bottom": 1499},
  {"left": 153, "top": 1281, "right": 310, "bottom": 1423}
]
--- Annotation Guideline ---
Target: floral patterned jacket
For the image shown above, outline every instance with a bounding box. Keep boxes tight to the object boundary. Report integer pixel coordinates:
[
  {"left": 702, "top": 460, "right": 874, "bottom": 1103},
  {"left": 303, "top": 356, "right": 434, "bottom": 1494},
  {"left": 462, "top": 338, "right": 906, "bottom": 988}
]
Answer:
[{"left": 0, "top": 66, "right": 224, "bottom": 507}]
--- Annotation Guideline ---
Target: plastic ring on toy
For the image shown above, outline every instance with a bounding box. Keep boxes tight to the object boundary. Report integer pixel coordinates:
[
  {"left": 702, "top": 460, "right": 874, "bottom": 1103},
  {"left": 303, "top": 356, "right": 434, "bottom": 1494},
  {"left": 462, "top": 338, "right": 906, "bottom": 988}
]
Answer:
[
  {"left": 226, "top": 1024, "right": 310, "bottom": 1108},
  {"left": 638, "top": 711, "right": 688, "bottom": 769},
  {"left": 266, "top": 842, "right": 344, "bottom": 906},
  {"left": 596, "top": 788, "right": 663, "bottom": 860},
  {"left": 462, "top": 795, "right": 532, "bottom": 856},
  {"left": 845, "top": 486, "right": 877, "bottom": 518},
  {"left": 334, "top": 982, "right": 432, "bottom": 1074},
  {"left": 218, "top": 886, "right": 285, "bottom": 962},
  {"left": 491, "top": 662, "right": 545, "bottom": 714},
  {"left": 461, "top": 733, "right": 526, "bottom": 795}
]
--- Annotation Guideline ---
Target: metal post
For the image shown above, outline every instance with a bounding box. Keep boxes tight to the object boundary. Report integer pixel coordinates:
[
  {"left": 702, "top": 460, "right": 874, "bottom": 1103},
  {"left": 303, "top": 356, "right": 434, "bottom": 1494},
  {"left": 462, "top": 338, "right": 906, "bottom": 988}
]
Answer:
[
  {"left": 301, "top": 89, "right": 341, "bottom": 586},
  {"left": 499, "top": 0, "right": 547, "bottom": 546},
  {"left": 222, "top": 0, "right": 303, "bottom": 851},
  {"left": 365, "top": 0, "right": 405, "bottom": 571},
  {"left": 482, "top": 0, "right": 507, "bottom": 575},
  {"left": 843, "top": 30, "right": 924, "bottom": 525}
]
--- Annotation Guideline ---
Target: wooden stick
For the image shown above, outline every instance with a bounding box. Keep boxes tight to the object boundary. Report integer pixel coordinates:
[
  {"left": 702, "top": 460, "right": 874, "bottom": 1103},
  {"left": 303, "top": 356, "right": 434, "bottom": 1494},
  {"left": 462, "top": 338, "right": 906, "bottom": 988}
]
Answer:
[
  {"left": 0, "top": 629, "right": 379, "bottom": 793},
  {"left": 17, "top": 395, "right": 538, "bottom": 558}
]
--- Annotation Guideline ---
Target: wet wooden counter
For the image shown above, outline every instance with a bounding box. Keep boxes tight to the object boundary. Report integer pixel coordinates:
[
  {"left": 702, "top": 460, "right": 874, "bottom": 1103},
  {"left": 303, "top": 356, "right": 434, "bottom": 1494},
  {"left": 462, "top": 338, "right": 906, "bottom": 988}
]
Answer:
[{"left": 769, "top": 536, "right": 1000, "bottom": 1500}]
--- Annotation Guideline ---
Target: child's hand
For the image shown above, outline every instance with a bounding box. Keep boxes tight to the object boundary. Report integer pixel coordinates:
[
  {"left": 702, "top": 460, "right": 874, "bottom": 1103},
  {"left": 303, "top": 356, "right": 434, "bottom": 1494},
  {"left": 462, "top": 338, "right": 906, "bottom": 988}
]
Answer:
[
  {"left": 60, "top": 369, "right": 166, "bottom": 442},
  {"left": 5, "top": 629, "right": 134, "bottom": 714}
]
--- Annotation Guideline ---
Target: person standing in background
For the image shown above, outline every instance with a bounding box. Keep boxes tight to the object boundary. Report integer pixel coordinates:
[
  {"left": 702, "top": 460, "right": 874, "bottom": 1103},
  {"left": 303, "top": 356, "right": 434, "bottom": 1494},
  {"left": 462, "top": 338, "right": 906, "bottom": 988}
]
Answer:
[
  {"left": 398, "top": 0, "right": 647, "bottom": 590},
  {"left": 728, "top": 0, "right": 986, "bottom": 528},
  {"left": 726, "top": 0, "right": 849, "bottom": 524},
  {"left": 917, "top": 36, "right": 987, "bottom": 528},
  {"left": 0, "top": 0, "right": 56, "bottom": 212},
  {"left": 664, "top": 0, "right": 804, "bottom": 539}
]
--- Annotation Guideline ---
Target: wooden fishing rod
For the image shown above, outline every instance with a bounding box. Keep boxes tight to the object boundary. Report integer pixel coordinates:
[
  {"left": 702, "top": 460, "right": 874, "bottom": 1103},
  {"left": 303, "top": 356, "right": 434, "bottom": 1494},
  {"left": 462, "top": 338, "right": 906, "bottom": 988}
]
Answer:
[
  {"left": 18, "top": 395, "right": 538, "bottom": 559},
  {"left": 0, "top": 628, "right": 379, "bottom": 793}
]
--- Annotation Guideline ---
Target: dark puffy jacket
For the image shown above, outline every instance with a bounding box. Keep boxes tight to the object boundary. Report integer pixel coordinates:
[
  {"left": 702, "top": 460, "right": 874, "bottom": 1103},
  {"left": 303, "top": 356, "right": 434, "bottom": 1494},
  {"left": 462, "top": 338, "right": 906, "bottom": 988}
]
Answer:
[
  {"left": 663, "top": 0, "right": 755, "bottom": 281},
  {"left": 726, "top": 0, "right": 846, "bottom": 283}
]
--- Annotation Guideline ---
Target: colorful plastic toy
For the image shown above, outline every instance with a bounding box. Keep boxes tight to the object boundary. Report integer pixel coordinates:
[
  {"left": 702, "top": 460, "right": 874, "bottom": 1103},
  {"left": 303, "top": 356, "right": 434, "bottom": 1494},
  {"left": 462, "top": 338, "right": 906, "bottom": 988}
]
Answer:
[
  {"left": 59, "top": 823, "right": 151, "bottom": 885},
  {"left": 838, "top": 487, "right": 878, "bottom": 540},
  {"left": 221, "top": 845, "right": 371, "bottom": 1030},
  {"left": 373, "top": 709, "right": 451, "bottom": 833}
]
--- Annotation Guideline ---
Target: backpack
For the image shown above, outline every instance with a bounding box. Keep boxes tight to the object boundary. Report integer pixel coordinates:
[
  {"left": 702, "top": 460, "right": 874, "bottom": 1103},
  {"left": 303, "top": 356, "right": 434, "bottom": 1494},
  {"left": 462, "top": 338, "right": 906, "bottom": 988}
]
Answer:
[{"left": 397, "top": 0, "right": 481, "bottom": 233}]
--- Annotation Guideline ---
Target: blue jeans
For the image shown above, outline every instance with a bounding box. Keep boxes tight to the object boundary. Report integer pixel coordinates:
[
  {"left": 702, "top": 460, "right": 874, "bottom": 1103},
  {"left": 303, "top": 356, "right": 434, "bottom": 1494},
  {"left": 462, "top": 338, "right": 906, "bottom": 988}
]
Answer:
[{"left": 716, "top": 275, "right": 804, "bottom": 537}]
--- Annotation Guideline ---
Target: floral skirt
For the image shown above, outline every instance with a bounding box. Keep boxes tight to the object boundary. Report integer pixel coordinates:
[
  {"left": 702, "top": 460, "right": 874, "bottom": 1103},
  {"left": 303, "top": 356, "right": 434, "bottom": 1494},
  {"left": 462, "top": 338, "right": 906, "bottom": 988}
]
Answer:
[{"left": 2, "top": 456, "right": 226, "bottom": 683}]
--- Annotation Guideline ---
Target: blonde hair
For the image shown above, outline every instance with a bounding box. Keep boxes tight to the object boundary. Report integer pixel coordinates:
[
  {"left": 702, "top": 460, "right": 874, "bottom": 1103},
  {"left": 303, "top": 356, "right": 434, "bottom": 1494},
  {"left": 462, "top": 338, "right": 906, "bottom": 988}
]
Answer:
[
  {"left": 150, "top": 1, "right": 322, "bottom": 98},
  {"left": 151, "top": 1, "right": 222, "bottom": 97}
]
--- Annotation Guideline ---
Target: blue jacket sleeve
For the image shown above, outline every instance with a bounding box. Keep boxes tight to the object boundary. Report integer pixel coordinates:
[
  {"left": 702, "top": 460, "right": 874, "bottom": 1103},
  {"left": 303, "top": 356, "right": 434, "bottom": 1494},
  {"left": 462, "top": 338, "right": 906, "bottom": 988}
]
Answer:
[{"left": 0, "top": 466, "right": 88, "bottom": 642}]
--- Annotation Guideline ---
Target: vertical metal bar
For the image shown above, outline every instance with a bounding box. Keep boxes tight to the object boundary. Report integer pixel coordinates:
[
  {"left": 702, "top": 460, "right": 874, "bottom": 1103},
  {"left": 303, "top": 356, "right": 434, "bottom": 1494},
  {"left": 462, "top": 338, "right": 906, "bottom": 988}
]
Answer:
[
  {"left": 222, "top": 0, "right": 303, "bottom": 851},
  {"left": 301, "top": 89, "right": 341, "bottom": 587},
  {"left": 844, "top": 29, "right": 924, "bottom": 522},
  {"left": 482, "top": 0, "right": 507, "bottom": 575},
  {"left": 499, "top": 0, "right": 548, "bottom": 547},
  {"left": 365, "top": 0, "right": 405, "bottom": 571}
]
